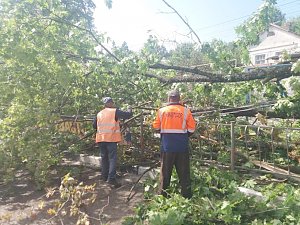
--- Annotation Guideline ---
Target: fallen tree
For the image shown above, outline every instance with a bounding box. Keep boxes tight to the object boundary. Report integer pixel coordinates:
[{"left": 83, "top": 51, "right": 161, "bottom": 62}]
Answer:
[{"left": 146, "top": 63, "right": 298, "bottom": 84}]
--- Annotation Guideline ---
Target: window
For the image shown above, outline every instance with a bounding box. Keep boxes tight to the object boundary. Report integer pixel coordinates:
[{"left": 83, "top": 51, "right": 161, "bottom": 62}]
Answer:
[
  {"left": 255, "top": 54, "right": 265, "bottom": 65},
  {"left": 267, "top": 31, "right": 275, "bottom": 37}
]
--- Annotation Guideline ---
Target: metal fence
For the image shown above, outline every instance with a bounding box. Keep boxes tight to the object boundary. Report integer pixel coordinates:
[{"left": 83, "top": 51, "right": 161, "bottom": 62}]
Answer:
[{"left": 194, "top": 121, "right": 300, "bottom": 181}]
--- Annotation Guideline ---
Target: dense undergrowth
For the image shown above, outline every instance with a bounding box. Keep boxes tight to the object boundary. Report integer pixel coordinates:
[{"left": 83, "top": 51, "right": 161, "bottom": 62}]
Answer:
[{"left": 123, "top": 164, "right": 300, "bottom": 225}]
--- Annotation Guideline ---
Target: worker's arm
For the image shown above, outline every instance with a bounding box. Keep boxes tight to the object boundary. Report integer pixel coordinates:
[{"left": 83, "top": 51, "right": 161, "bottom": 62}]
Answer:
[
  {"left": 124, "top": 127, "right": 132, "bottom": 143},
  {"left": 92, "top": 117, "right": 97, "bottom": 130},
  {"left": 186, "top": 110, "right": 196, "bottom": 137},
  {"left": 116, "top": 107, "right": 133, "bottom": 144},
  {"left": 115, "top": 108, "right": 133, "bottom": 120},
  {"left": 152, "top": 109, "right": 161, "bottom": 132}
]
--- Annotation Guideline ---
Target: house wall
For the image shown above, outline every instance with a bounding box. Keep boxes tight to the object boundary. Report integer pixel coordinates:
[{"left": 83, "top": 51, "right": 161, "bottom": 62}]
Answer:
[{"left": 249, "top": 25, "right": 300, "bottom": 66}]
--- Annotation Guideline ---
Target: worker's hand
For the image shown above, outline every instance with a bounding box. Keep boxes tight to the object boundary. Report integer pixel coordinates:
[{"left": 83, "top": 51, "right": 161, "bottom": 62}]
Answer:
[{"left": 127, "top": 106, "right": 132, "bottom": 113}]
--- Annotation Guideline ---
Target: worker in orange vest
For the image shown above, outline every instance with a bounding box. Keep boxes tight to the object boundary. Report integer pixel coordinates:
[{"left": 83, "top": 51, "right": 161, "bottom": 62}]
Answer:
[
  {"left": 93, "top": 97, "right": 132, "bottom": 188},
  {"left": 153, "top": 90, "right": 196, "bottom": 198}
]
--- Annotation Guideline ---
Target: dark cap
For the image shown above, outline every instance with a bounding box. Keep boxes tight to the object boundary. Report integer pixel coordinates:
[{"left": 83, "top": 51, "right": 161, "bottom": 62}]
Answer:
[
  {"left": 168, "top": 89, "right": 180, "bottom": 97},
  {"left": 102, "top": 97, "right": 113, "bottom": 104}
]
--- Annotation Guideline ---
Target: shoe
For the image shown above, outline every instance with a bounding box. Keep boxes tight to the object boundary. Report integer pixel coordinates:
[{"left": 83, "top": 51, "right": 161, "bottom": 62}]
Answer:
[
  {"left": 101, "top": 176, "right": 108, "bottom": 182},
  {"left": 107, "top": 179, "right": 121, "bottom": 188}
]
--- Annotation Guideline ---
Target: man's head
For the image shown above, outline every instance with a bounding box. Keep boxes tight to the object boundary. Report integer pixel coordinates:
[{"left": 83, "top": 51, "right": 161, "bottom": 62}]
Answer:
[
  {"left": 167, "top": 89, "right": 180, "bottom": 103},
  {"left": 102, "top": 97, "right": 114, "bottom": 107}
]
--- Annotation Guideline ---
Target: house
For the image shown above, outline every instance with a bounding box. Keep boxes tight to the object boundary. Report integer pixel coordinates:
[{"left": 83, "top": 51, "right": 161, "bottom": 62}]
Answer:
[{"left": 249, "top": 24, "right": 300, "bottom": 66}]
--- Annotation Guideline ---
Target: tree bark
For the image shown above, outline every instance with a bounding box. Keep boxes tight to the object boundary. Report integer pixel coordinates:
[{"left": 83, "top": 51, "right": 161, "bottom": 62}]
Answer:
[{"left": 147, "top": 63, "right": 299, "bottom": 84}]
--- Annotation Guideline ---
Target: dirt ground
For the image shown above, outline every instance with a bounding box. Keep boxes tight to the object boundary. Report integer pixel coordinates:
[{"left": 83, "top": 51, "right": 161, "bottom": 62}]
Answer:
[{"left": 0, "top": 167, "right": 144, "bottom": 225}]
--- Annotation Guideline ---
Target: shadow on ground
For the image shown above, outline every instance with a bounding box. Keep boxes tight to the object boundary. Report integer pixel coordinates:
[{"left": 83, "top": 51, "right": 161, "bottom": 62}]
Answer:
[{"left": 0, "top": 167, "right": 144, "bottom": 225}]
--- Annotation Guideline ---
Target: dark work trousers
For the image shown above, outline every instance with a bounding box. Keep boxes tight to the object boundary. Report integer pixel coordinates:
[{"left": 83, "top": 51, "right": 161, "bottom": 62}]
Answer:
[
  {"left": 160, "top": 151, "right": 192, "bottom": 199},
  {"left": 99, "top": 142, "right": 117, "bottom": 182}
]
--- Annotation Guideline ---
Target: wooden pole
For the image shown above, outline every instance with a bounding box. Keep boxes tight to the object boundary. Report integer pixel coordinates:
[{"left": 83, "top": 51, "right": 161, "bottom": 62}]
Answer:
[
  {"left": 231, "top": 121, "right": 236, "bottom": 171},
  {"left": 140, "top": 112, "right": 144, "bottom": 151}
]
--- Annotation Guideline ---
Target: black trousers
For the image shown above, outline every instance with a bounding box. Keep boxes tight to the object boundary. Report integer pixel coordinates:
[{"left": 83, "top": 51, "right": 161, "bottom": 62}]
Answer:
[{"left": 159, "top": 151, "right": 192, "bottom": 198}]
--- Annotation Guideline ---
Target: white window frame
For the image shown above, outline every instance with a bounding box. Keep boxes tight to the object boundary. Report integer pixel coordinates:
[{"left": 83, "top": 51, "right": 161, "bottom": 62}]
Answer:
[{"left": 255, "top": 54, "right": 265, "bottom": 65}]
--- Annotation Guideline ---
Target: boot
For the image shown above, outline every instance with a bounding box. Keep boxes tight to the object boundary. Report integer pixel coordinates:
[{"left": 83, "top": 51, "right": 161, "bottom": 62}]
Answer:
[{"left": 107, "top": 179, "right": 121, "bottom": 188}]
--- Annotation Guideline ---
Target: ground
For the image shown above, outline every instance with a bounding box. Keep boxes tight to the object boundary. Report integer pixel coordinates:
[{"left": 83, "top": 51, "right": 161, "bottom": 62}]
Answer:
[{"left": 0, "top": 167, "right": 144, "bottom": 225}]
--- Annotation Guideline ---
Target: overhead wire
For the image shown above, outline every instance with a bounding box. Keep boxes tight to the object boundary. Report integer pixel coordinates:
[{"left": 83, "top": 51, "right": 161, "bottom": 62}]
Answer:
[
  {"left": 156, "top": 0, "right": 299, "bottom": 45},
  {"left": 194, "top": 0, "right": 300, "bottom": 41},
  {"left": 289, "top": 10, "right": 300, "bottom": 14},
  {"left": 195, "top": 0, "right": 300, "bottom": 33},
  {"left": 278, "top": 0, "right": 300, "bottom": 7}
]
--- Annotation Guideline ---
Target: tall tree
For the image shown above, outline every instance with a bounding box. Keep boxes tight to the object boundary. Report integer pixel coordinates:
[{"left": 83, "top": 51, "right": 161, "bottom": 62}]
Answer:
[
  {"left": 288, "top": 16, "right": 300, "bottom": 35},
  {"left": 0, "top": 0, "right": 104, "bottom": 185},
  {"left": 0, "top": 0, "right": 164, "bottom": 185}
]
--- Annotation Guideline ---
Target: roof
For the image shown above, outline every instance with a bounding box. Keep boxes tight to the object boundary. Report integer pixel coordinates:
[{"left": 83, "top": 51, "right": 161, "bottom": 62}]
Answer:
[
  {"left": 249, "top": 24, "right": 300, "bottom": 53},
  {"left": 269, "top": 23, "right": 300, "bottom": 38}
]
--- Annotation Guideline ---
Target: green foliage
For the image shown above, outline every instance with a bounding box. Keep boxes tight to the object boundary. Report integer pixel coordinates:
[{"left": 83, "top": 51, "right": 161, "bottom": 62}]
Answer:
[
  {"left": 292, "top": 59, "right": 300, "bottom": 73},
  {"left": 0, "top": 0, "right": 101, "bottom": 184},
  {"left": 147, "top": 207, "right": 186, "bottom": 225},
  {"left": 194, "top": 1, "right": 293, "bottom": 110},
  {"left": 124, "top": 166, "right": 300, "bottom": 225},
  {"left": 0, "top": 0, "right": 299, "bottom": 192},
  {"left": 288, "top": 16, "right": 300, "bottom": 35},
  {"left": 46, "top": 173, "right": 97, "bottom": 224},
  {"left": 202, "top": 40, "right": 243, "bottom": 73},
  {"left": 271, "top": 74, "right": 300, "bottom": 117},
  {"left": 168, "top": 43, "right": 205, "bottom": 67},
  {"left": 0, "top": 0, "right": 168, "bottom": 185},
  {"left": 104, "top": 0, "right": 113, "bottom": 9},
  {"left": 231, "top": 0, "right": 285, "bottom": 67},
  {"left": 0, "top": 1, "right": 299, "bottom": 225},
  {"left": 141, "top": 35, "right": 168, "bottom": 64},
  {"left": 273, "top": 99, "right": 295, "bottom": 116},
  {"left": 235, "top": 0, "right": 285, "bottom": 47}
]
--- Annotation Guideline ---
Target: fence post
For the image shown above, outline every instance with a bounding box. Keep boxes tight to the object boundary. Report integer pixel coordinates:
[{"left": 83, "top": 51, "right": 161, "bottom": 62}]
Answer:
[
  {"left": 285, "top": 129, "right": 290, "bottom": 175},
  {"left": 140, "top": 112, "right": 144, "bottom": 151},
  {"left": 230, "top": 121, "right": 236, "bottom": 171}
]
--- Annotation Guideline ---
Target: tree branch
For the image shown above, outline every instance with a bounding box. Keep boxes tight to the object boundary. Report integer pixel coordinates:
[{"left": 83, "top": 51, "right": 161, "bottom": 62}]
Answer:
[
  {"left": 149, "top": 63, "right": 214, "bottom": 78},
  {"left": 146, "top": 63, "right": 299, "bottom": 83},
  {"left": 47, "top": 14, "right": 120, "bottom": 62},
  {"left": 162, "top": 0, "right": 201, "bottom": 45},
  {"left": 192, "top": 101, "right": 276, "bottom": 115},
  {"left": 192, "top": 101, "right": 300, "bottom": 119}
]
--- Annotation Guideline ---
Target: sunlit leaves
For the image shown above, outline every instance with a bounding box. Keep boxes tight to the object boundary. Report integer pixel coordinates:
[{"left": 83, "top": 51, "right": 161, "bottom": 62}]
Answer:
[
  {"left": 235, "top": 0, "right": 285, "bottom": 46},
  {"left": 104, "top": 0, "right": 112, "bottom": 9},
  {"left": 126, "top": 167, "right": 300, "bottom": 224},
  {"left": 0, "top": 0, "right": 101, "bottom": 184},
  {"left": 292, "top": 59, "right": 300, "bottom": 73},
  {"left": 288, "top": 16, "right": 300, "bottom": 35}
]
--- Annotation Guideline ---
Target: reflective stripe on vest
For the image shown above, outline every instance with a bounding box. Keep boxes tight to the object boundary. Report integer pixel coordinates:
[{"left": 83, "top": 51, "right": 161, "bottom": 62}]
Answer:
[
  {"left": 160, "top": 129, "right": 188, "bottom": 133},
  {"left": 97, "top": 129, "right": 121, "bottom": 133},
  {"left": 188, "top": 128, "right": 195, "bottom": 132}
]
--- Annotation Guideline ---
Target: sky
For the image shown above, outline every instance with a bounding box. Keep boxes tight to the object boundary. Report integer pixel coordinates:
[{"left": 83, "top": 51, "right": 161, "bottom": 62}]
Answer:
[{"left": 93, "top": 0, "right": 300, "bottom": 50}]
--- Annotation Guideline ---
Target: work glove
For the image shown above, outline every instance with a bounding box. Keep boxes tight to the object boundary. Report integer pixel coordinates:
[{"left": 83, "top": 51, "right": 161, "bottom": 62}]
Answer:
[{"left": 127, "top": 105, "right": 132, "bottom": 113}]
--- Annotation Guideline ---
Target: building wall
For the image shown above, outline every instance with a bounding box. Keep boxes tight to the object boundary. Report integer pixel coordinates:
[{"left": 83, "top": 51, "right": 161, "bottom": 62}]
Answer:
[{"left": 249, "top": 25, "right": 300, "bottom": 66}]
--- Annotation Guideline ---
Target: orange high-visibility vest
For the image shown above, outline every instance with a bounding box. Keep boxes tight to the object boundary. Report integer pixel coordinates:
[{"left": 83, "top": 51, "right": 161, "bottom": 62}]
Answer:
[
  {"left": 96, "top": 108, "right": 122, "bottom": 143},
  {"left": 152, "top": 104, "right": 196, "bottom": 133}
]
